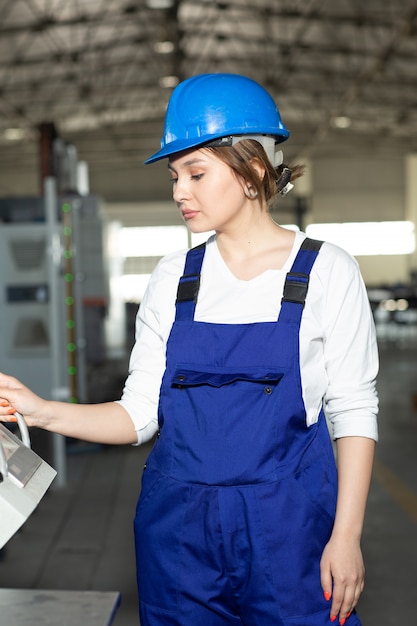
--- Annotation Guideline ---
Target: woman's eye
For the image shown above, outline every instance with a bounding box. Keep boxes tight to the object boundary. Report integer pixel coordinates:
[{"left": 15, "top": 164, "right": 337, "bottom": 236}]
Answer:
[
  {"left": 169, "top": 177, "right": 178, "bottom": 183},
  {"left": 191, "top": 173, "right": 203, "bottom": 181}
]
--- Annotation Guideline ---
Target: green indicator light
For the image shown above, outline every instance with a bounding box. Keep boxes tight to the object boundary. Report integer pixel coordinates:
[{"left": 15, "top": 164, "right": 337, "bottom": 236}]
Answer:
[
  {"left": 66, "top": 320, "right": 75, "bottom": 329},
  {"left": 63, "top": 226, "right": 72, "bottom": 236},
  {"left": 70, "top": 397, "right": 78, "bottom": 404},
  {"left": 68, "top": 366, "right": 77, "bottom": 375},
  {"left": 64, "top": 250, "right": 72, "bottom": 259},
  {"left": 64, "top": 273, "right": 73, "bottom": 282},
  {"left": 62, "top": 203, "right": 71, "bottom": 213},
  {"left": 67, "top": 343, "right": 76, "bottom": 352},
  {"left": 66, "top": 296, "right": 74, "bottom": 306}
]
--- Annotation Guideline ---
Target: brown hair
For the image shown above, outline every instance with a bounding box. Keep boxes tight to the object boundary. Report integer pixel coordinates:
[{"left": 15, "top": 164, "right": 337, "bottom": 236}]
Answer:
[{"left": 206, "top": 139, "right": 304, "bottom": 205}]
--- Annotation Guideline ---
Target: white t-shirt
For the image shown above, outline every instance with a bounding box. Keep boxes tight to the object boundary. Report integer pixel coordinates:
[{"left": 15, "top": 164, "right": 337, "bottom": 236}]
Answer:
[{"left": 117, "top": 231, "right": 379, "bottom": 445}]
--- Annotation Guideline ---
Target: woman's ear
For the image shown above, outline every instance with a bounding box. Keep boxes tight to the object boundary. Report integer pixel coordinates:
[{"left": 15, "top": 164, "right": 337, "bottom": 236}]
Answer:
[{"left": 250, "top": 157, "right": 266, "bottom": 181}]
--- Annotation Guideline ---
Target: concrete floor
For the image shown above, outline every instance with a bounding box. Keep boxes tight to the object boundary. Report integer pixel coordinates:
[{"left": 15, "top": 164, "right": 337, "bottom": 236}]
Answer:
[{"left": 0, "top": 335, "right": 416, "bottom": 625}]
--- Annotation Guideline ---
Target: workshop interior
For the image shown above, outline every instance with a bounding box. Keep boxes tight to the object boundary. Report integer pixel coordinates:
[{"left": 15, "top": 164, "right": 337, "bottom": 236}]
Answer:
[{"left": 0, "top": 1, "right": 417, "bottom": 624}]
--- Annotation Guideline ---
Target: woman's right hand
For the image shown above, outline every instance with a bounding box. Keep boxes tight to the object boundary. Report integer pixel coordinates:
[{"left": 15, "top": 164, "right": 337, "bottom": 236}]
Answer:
[
  {"left": 1, "top": 372, "right": 138, "bottom": 445},
  {"left": 0, "top": 372, "right": 48, "bottom": 428}
]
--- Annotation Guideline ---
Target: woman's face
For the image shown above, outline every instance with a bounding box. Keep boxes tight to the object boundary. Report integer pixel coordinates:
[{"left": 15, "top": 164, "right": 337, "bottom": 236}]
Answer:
[{"left": 168, "top": 148, "right": 256, "bottom": 234}]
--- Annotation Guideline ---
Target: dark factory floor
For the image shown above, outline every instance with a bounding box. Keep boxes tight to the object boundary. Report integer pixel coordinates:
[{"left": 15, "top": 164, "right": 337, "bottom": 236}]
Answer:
[{"left": 0, "top": 332, "right": 416, "bottom": 625}]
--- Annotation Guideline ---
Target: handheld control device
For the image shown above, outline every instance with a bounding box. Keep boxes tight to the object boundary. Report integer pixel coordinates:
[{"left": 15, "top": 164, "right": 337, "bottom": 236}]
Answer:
[{"left": 0, "top": 413, "right": 57, "bottom": 549}]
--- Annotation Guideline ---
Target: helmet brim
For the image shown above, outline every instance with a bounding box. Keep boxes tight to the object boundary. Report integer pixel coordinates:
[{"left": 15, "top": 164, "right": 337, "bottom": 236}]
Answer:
[{"left": 144, "top": 129, "right": 290, "bottom": 164}]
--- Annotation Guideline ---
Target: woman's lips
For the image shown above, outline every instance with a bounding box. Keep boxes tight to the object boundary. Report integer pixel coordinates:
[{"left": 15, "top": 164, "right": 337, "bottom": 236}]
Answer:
[{"left": 182, "top": 209, "right": 199, "bottom": 220}]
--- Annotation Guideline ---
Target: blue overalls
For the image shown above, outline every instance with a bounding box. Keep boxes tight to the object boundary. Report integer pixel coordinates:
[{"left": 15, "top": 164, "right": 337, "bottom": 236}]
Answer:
[{"left": 134, "top": 238, "right": 361, "bottom": 626}]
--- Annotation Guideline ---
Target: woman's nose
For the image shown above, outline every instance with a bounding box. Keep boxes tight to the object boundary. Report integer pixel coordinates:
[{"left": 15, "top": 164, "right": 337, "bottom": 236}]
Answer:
[{"left": 172, "top": 177, "right": 189, "bottom": 202}]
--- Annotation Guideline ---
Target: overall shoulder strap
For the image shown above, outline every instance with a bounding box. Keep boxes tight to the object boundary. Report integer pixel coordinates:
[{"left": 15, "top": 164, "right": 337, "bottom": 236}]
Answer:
[
  {"left": 175, "top": 242, "right": 206, "bottom": 321},
  {"left": 278, "top": 237, "right": 323, "bottom": 325}
]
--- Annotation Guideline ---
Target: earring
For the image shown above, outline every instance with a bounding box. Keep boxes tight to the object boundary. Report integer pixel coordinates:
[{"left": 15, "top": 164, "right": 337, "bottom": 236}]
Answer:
[{"left": 245, "top": 185, "right": 258, "bottom": 199}]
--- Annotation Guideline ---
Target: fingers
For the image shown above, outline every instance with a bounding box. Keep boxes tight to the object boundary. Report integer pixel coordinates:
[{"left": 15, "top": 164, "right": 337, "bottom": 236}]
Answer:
[
  {"left": 0, "top": 374, "right": 21, "bottom": 410},
  {"left": 329, "top": 576, "right": 363, "bottom": 623},
  {"left": 321, "top": 540, "right": 365, "bottom": 624},
  {"left": 321, "top": 566, "right": 333, "bottom": 606},
  {"left": 0, "top": 401, "right": 18, "bottom": 422},
  {"left": 0, "top": 374, "right": 27, "bottom": 422},
  {"left": 0, "top": 375, "right": 47, "bottom": 430},
  {"left": 1, "top": 398, "right": 17, "bottom": 412}
]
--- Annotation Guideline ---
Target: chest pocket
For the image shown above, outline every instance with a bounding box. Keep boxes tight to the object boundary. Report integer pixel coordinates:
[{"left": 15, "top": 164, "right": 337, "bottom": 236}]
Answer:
[
  {"left": 171, "top": 366, "right": 284, "bottom": 406},
  {"left": 166, "top": 366, "right": 285, "bottom": 484},
  {"left": 172, "top": 367, "right": 282, "bottom": 390}
]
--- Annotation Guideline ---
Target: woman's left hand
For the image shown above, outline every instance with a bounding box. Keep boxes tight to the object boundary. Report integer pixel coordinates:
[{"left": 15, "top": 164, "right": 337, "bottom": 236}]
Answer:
[{"left": 320, "top": 532, "right": 365, "bottom": 624}]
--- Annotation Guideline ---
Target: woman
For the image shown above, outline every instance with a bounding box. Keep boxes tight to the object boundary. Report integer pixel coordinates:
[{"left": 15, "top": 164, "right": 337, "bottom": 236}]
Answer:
[{"left": 0, "top": 73, "right": 378, "bottom": 626}]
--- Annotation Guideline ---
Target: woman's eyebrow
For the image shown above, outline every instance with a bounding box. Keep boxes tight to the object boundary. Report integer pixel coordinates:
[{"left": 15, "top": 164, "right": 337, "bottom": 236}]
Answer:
[{"left": 168, "top": 157, "right": 207, "bottom": 172}]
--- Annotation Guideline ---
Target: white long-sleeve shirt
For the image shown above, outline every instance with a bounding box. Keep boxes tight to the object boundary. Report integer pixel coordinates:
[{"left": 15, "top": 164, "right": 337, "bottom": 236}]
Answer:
[{"left": 117, "top": 231, "right": 379, "bottom": 445}]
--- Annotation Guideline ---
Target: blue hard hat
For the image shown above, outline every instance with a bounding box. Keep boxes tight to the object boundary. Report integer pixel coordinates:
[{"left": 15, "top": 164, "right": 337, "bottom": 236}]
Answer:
[{"left": 145, "top": 73, "right": 290, "bottom": 164}]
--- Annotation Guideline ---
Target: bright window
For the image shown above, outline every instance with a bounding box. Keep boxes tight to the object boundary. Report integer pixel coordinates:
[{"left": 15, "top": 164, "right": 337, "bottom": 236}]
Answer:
[
  {"left": 306, "top": 221, "right": 415, "bottom": 256},
  {"left": 118, "top": 225, "right": 188, "bottom": 256},
  {"left": 118, "top": 226, "right": 216, "bottom": 302}
]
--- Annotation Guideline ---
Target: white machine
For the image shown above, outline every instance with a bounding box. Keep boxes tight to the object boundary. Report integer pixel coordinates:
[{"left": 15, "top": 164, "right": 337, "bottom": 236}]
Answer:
[
  {"left": 0, "top": 413, "right": 56, "bottom": 549},
  {"left": 0, "top": 189, "right": 110, "bottom": 486}
]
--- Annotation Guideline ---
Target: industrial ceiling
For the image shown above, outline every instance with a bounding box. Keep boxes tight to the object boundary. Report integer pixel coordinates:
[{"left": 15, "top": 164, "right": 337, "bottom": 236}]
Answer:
[{"left": 0, "top": 0, "right": 416, "bottom": 202}]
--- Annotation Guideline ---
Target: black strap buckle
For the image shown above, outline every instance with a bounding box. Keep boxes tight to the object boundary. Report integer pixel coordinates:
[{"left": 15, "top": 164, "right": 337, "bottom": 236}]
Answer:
[
  {"left": 176, "top": 274, "right": 201, "bottom": 303},
  {"left": 282, "top": 272, "right": 310, "bottom": 306}
]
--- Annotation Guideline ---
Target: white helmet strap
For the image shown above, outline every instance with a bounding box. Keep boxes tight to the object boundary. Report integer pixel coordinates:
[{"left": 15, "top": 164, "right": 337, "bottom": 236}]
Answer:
[
  {"left": 230, "top": 135, "right": 283, "bottom": 168},
  {"left": 206, "top": 134, "right": 283, "bottom": 168}
]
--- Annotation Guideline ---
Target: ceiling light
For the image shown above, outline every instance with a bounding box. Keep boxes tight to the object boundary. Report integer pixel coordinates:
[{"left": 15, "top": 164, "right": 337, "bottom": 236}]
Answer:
[
  {"left": 154, "top": 41, "right": 174, "bottom": 54},
  {"left": 159, "top": 75, "right": 179, "bottom": 88},
  {"left": 146, "top": 0, "right": 174, "bottom": 8},
  {"left": 4, "top": 128, "right": 25, "bottom": 141},
  {"left": 332, "top": 116, "right": 351, "bottom": 129}
]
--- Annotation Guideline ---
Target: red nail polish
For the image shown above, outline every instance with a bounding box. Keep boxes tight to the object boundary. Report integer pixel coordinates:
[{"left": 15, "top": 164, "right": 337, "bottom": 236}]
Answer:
[
  {"left": 324, "top": 591, "right": 331, "bottom": 601},
  {"left": 7, "top": 407, "right": 16, "bottom": 415},
  {"left": 340, "top": 619, "right": 346, "bottom": 626},
  {"left": 330, "top": 617, "right": 336, "bottom": 623},
  {"left": 1, "top": 402, "right": 10, "bottom": 407}
]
